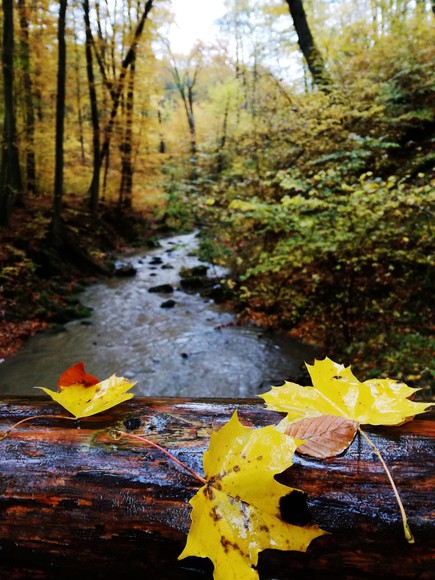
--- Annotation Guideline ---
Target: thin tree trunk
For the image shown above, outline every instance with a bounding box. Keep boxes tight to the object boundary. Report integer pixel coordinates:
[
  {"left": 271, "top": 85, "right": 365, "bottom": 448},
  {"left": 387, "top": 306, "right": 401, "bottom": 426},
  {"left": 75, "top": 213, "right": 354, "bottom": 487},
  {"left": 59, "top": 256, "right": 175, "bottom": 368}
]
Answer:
[
  {"left": 73, "top": 30, "right": 86, "bottom": 163},
  {"left": 17, "top": 0, "right": 36, "bottom": 196},
  {"left": 285, "top": 0, "right": 332, "bottom": 92},
  {"left": 51, "top": 0, "right": 68, "bottom": 237},
  {"left": 216, "top": 96, "right": 230, "bottom": 174},
  {"left": 0, "top": 0, "right": 23, "bottom": 225},
  {"left": 157, "top": 108, "right": 166, "bottom": 154},
  {"left": 102, "top": 146, "right": 110, "bottom": 202},
  {"left": 83, "top": 0, "right": 100, "bottom": 214},
  {"left": 96, "top": 0, "right": 153, "bottom": 175},
  {"left": 186, "top": 80, "right": 197, "bottom": 160},
  {"left": 171, "top": 63, "right": 198, "bottom": 176},
  {"left": 118, "top": 56, "right": 135, "bottom": 209}
]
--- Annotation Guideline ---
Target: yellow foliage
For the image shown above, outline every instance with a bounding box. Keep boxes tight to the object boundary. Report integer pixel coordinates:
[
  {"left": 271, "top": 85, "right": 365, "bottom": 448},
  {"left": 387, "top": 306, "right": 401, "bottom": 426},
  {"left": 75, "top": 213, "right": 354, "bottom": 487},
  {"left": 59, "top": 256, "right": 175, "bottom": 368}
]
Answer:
[
  {"left": 37, "top": 375, "right": 135, "bottom": 419},
  {"left": 179, "top": 412, "right": 325, "bottom": 579},
  {"left": 261, "top": 357, "right": 432, "bottom": 426}
]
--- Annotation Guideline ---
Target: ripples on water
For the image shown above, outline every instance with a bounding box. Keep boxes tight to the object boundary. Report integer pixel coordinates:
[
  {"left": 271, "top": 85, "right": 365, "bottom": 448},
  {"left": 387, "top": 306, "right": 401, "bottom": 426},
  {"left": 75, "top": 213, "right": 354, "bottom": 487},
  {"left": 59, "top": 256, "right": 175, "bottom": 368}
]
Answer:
[{"left": 0, "top": 232, "right": 315, "bottom": 397}]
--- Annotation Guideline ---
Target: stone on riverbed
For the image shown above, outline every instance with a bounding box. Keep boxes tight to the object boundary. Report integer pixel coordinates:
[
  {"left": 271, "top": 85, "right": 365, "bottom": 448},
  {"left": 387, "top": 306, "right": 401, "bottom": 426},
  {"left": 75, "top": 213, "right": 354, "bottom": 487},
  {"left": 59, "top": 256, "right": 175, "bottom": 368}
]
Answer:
[
  {"left": 148, "top": 284, "right": 174, "bottom": 293},
  {"left": 114, "top": 263, "right": 137, "bottom": 277}
]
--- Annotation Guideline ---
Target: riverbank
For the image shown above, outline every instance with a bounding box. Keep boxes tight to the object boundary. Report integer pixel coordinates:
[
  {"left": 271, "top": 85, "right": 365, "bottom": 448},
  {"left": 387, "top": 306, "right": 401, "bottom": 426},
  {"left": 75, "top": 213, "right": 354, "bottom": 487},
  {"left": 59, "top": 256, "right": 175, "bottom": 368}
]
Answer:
[{"left": 0, "top": 197, "right": 164, "bottom": 360}]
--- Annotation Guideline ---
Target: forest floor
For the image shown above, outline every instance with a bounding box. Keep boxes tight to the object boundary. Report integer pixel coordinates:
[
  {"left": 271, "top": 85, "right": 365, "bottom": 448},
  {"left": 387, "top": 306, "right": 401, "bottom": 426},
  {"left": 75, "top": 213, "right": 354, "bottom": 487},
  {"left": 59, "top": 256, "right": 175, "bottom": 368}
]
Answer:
[{"left": 0, "top": 196, "right": 166, "bottom": 360}]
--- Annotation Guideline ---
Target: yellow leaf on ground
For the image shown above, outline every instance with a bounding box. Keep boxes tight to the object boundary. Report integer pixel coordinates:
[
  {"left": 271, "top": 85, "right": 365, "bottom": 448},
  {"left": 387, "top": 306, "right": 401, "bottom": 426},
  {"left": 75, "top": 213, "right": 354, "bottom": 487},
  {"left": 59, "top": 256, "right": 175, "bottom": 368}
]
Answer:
[
  {"left": 36, "top": 374, "right": 135, "bottom": 419},
  {"left": 261, "top": 357, "right": 431, "bottom": 426},
  {"left": 179, "top": 412, "right": 326, "bottom": 579},
  {"left": 278, "top": 415, "right": 358, "bottom": 459}
]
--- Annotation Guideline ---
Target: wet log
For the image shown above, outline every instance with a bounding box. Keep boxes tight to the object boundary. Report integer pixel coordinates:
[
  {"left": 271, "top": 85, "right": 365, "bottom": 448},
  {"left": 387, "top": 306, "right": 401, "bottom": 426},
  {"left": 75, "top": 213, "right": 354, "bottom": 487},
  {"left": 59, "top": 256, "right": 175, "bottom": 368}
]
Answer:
[{"left": 0, "top": 397, "right": 433, "bottom": 579}]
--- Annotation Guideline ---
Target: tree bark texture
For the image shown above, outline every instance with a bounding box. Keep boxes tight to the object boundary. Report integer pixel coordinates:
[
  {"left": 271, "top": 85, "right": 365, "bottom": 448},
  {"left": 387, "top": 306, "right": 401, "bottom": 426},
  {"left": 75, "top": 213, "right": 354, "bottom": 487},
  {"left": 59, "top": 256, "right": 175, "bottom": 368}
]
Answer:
[
  {"left": 0, "top": 397, "right": 433, "bottom": 579},
  {"left": 17, "top": 0, "right": 37, "bottom": 196},
  {"left": 118, "top": 56, "right": 136, "bottom": 208},
  {"left": 83, "top": 0, "right": 100, "bottom": 214},
  {"left": 0, "top": 0, "right": 23, "bottom": 225},
  {"left": 51, "top": 0, "right": 68, "bottom": 237},
  {"left": 285, "top": 0, "right": 333, "bottom": 91}
]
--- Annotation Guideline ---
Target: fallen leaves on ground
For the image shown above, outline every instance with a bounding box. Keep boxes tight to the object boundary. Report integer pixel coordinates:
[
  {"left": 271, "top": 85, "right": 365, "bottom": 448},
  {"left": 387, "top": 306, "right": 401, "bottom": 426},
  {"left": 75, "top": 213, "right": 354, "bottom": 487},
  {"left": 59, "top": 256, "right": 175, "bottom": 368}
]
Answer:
[
  {"left": 179, "top": 412, "right": 326, "bottom": 579},
  {"left": 0, "top": 319, "right": 47, "bottom": 359}
]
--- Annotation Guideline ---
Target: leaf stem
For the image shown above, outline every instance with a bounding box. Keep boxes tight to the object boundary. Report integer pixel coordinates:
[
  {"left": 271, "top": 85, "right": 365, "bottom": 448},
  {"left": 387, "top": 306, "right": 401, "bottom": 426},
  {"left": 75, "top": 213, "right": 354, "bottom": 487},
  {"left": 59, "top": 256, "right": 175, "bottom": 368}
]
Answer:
[
  {"left": 112, "top": 430, "right": 207, "bottom": 486},
  {"left": 0, "top": 414, "right": 77, "bottom": 441},
  {"left": 358, "top": 426, "right": 414, "bottom": 544}
]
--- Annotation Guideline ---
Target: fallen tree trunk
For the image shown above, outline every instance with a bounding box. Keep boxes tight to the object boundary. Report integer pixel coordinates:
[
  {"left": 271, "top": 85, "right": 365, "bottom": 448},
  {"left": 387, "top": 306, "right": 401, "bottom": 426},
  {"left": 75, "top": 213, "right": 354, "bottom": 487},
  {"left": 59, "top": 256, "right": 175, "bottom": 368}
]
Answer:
[{"left": 0, "top": 397, "right": 433, "bottom": 579}]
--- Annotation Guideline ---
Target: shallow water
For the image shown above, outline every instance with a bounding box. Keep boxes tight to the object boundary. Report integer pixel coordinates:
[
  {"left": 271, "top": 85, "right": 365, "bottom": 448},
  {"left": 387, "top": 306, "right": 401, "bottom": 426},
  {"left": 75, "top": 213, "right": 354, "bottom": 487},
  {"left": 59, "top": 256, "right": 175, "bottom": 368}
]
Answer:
[{"left": 0, "top": 232, "right": 316, "bottom": 397}]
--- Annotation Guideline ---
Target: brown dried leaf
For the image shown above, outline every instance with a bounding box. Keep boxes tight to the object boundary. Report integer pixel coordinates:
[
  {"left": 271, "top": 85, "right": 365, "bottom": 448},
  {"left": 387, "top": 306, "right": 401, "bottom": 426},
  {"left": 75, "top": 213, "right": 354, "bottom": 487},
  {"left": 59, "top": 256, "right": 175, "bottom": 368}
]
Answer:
[{"left": 281, "top": 415, "right": 358, "bottom": 459}]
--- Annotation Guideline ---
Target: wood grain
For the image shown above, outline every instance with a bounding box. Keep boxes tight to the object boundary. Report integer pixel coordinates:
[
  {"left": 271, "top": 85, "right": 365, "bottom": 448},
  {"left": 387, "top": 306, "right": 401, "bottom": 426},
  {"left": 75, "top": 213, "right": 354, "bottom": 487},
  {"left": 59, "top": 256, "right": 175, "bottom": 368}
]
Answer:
[{"left": 0, "top": 397, "right": 433, "bottom": 579}]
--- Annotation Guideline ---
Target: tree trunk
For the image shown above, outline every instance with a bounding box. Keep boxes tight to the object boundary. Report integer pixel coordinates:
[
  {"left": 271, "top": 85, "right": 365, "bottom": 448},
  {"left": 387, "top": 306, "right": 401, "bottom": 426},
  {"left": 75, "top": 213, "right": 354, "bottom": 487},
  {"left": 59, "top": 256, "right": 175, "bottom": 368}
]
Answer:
[
  {"left": 73, "top": 30, "right": 86, "bottom": 164},
  {"left": 171, "top": 62, "right": 199, "bottom": 178},
  {"left": 186, "top": 81, "right": 197, "bottom": 159},
  {"left": 0, "top": 397, "right": 433, "bottom": 579},
  {"left": 285, "top": 0, "right": 333, "bottom": 92},
  {"left": 51, "top": 0, "right": 68, "bottom": 237},
  {"left": 95, "top": 0, "right": 154, "bottom": 178},
  {"left": 0, "top": 0, "right": 23, "bottom": 225},
  {"left": 118, "top": 55, "right": 135, "bottom": 209},
  {"left": 157, "top": 108, "right": 166, "bottom": 154},
  {"left": 83, "top": 0, "right": 100, "bottom": 214},
  {"left": 17, "top": 0, "right": 37, "bottom": 196},
  {"left": 216, "top": 96, "right": 230, "bottom": 174}
]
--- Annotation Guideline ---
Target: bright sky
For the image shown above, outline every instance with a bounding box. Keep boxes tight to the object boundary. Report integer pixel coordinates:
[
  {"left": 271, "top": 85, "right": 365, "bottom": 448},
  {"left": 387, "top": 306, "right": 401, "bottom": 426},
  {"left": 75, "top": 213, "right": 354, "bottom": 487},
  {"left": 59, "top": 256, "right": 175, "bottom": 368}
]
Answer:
[{"left": 168, "top": 0, "right": 227, "bottom": 53}]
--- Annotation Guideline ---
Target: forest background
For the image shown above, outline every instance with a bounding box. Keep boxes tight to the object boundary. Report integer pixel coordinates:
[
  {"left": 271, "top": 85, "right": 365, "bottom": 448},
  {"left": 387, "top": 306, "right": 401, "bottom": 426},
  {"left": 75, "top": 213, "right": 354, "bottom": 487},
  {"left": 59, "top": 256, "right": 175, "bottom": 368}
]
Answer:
[{"left": 0, "top": 0, "right": 433, "bottom": 395}]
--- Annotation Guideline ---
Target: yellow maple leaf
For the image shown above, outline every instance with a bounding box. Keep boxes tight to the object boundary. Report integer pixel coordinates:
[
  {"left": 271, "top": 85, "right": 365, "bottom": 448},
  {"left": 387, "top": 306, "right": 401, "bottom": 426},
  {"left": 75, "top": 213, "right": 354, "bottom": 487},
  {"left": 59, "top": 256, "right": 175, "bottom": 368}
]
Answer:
[
  {"left": 261, "top": 357, "right": 433, "bottom": 543},
  {"left": 261, "top": 357, "right": 431, "bottom": 426},
  {"left": 36, "top": 374, "right": 135, "bottom": 419},
  {"left": 178, "top": 412, "right": 326, "bottom": 579}
]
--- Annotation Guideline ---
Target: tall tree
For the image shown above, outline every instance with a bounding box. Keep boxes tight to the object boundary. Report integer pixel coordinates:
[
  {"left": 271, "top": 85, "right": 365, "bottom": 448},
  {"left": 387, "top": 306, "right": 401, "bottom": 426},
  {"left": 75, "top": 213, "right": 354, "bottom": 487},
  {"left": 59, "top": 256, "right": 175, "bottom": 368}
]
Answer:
[
  {"left": 168, "top": 45, "right": 203, "bottom": 177},
  {"left": 0, "top": 0, "right": 23, "bottom": 225},
  {"left": 73, "top": 29, "right": 86, "bottom": 163},
  {"left": 51, "top": 0, "right": 68, "bottom": 236},
  {"left": 17, "top": 0, "right": 37, "bottom": 195},
  {"left": 118, "top": 55, "right": 136, "bottom": 208},
  {"left": 171, "top": 62, "right": 199, "bottom": 160},
  {"left": 83, "top": 0, "right": 100, "bottom": 214},
  {"left": 88, "top": 0, "right": 154, "bottom": 205},
  {"left": 157, "top": 107, "right": 166, "bottom": 154},
  {"left": 284, "top": 0, "right": 332, "bottom": 91},
  {"left": 216, "top": 94, "right": 230, "bottom": 174}
]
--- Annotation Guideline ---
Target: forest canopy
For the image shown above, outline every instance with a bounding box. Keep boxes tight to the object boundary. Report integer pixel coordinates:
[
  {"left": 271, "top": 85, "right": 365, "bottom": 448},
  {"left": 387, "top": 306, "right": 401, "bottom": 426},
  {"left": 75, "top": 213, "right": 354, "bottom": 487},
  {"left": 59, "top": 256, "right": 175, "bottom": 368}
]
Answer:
[{"left": 0, "top": 0, "right": 434, "bottom": 393}]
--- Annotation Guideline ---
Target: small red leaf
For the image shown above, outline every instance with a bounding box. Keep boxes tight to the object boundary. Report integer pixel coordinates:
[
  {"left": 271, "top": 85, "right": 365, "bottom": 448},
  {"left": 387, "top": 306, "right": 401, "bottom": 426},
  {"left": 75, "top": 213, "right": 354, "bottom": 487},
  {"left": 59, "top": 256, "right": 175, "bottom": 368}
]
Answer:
[
  {"left": 284, "top": 415, "right": 358, "bottom": 459},
  {"left": 57, "top": 362, "right": 100, "bottom": 391}
]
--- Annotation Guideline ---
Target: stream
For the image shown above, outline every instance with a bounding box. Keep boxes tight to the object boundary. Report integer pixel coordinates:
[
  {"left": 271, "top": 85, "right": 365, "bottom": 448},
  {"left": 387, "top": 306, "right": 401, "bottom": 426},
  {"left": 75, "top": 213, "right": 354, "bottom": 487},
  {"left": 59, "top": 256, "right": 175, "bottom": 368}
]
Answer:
[{"left": 0, "top": 231, "right": 316, "bottom": 397}]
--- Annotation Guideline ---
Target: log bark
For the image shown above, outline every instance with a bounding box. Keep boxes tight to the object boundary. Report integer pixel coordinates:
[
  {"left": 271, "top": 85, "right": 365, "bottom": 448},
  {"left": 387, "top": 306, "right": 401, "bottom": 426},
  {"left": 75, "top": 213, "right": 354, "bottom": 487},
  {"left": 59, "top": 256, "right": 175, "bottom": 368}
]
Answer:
[{"left": 0, "top": 397, "right": 433, "bottom": 579}]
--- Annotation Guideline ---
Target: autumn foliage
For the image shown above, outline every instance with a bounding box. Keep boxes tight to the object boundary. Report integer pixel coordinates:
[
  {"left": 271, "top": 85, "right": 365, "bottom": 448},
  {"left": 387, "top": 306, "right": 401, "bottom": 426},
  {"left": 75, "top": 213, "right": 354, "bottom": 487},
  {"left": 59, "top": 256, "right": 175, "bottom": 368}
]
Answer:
[
  {"left": 1, "top": 358, "right": 432, "bottom": 577},
  {"left": 0, "top": 1, "right": 433, "bottom": 390}
]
